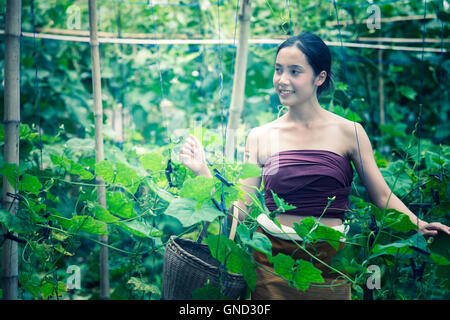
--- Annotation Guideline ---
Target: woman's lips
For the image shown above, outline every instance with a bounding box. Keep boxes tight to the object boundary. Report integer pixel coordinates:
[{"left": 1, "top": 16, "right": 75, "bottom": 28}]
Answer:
[{"left": 279, "top": 89, "right": 295, "bottom": 97}]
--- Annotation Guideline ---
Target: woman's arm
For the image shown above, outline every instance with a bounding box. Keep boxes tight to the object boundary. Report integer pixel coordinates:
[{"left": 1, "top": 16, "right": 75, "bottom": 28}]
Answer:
[{"left": 347, "top": 122, "right": 450, "bottom": 236}]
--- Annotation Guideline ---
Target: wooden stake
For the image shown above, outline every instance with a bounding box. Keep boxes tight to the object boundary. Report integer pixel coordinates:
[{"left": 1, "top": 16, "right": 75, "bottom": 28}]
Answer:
[
  {"left": 225, "top": 0, "right": 252, "bottom": 161},
  {"left": 2, "top": 0, "right": 21, "bottom": 301},
  {"left": 88, "top": 0, "right": 109, "bottom": 300},
  {"left": 226, "top": 0, "right": 252, "bottom": 241}
]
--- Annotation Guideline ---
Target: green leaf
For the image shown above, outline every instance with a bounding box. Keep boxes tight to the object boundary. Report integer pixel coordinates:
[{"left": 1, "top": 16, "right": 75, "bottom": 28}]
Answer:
[
  {"left": 127, "top": 277, "right": 161, "bottom": 296},
  {"left": 270, "top": 190, "right": 296, "bottom": 212},
  {"left": 331, "top": 105, "right": 362, "bottom": 122},
  {"left": 313, "top": 225, "right": 344, "bottom": 251},
  {"left": 371, "top": 233, "right": 428, "bottom": 258},
  {"left": 65, "top": 138, "right": 95, "bottom": 155},
  {"left": 68, "top": 161, "right": 94, "bottom": 180},
  {"left": 179, "top": 176, "right": 215, "bottom": 208},
  {"left": 40, "top": 280, "right": 67, "bottom": 299},
  {"left": 399, "top": 85, "right": 417, "bottom": 100},
  {"left": 52, "top": 215, "right": 108, "bottom": 235},
  {"left": 191, "top": 282, "right": 233, "bottom": 300},
  {"left": 20, "top": 273, "right": 41, "bottom": 298},
  {"left": 51, "top": 230, "right": 69, "bottom": 242},
  {"left": 0, "top": 209, "right": 12, "bottom": 231},
  {"left": 244, "top": 189, "right": 268, "bottom": 217},
  {"left": 91, "top": 205, "right": 120, "bottom": 223},
  {"left": 139, "top": 152, "right": 165, "bottom": 172},
  {"left": 106, "top": 191, "right": 136, "bottom": 219},
  {"left": 146, "top": 179, "right": 175, "bottom": 203},
  {"left": 271, "top": 253, "right": 295, "bottom": 282},
  {"left": 50, "top": 154, "right": 94, "bottom": 180},
  {"left": 19, "top": 174, "right": 42, "bottom": 195},
  {"left": 54, "top": 243, "right": 74, "bottom": 256},
  {"left": 293, "top": 218, "right": 344, "bottom": 250},
  {"left": 379, "top": 123, "right": 407, "bottom": 138},
  {"left": 115, "top": 220, "right": 163, "bottom": 238},
  {"left": 430, "top": 253, "right": 450, "bottom": 266},
  {"left": 95, "top": 160, "right": 115, "bottom": 184},
  {"left": 373, "top": 208, "right": 417, "bottom": 233},
  {"left": 237, "top": 224, "right": 272, "bottom": 256},
  {"left": 212, "top": 184, "right": 240, "bottom": 212},
  {"left": 205, "top": 234, "right": 257, "bottom": 291},
  {"left": 115, "top": 162, "right": 141, "bottom": 194},
  {"left": 164, "top": 198, "right": 224, "bottom": 227},
  {"left": 0, "top": 162, "right": 20, "bottom": 188},
  {"left": 293, "top": 217, "right": 316, "bottom": 240},
  {"left": 239, "top": 163, "right": 262, "bottom": 180},
  {"left": 293, "top": 259, "right": 324, "bottom": 291}
]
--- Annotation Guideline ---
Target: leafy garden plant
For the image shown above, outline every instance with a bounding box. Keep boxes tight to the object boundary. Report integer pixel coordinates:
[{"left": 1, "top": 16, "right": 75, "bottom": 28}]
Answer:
[{"left": 1, "top": 122, "right": 448, "bottom": 300}]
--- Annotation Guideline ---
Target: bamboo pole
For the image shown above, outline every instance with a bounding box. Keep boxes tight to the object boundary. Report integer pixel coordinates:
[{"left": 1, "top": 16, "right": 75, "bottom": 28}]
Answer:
[
  {"left": 226, "top": 0, "right": 252, "bottom": 241},
  {"left": 36, "top": 27, "right": 204, "bottom": 39},
  {"left": 2, "top": 0, "right": 21, "bottom": 300},
  {"left": 225, "top": 0, "right": 251, "bottom": 161},
  {"left": 88, "top": 0, "right": 109, "bottom": 300},
  {"left": 27, "top": 28, "right": 450, "bottom": 44},
  {"left": 2, "top": 30, "right": 446, "bottom": 53}
]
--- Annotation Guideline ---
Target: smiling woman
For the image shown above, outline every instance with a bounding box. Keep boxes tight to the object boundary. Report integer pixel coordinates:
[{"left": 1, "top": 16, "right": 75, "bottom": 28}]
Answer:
[
  {"left": 274, "top": 32, "right": 333, "bottom": 99},
  {"left": 179, "top": 32, "right": 450, "bottom": 300}
]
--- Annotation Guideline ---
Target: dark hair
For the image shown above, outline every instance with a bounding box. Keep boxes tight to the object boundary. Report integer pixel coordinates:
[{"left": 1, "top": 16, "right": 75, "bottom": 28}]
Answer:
[{"left": 276, "top": 32, "right": 333, "bottom": 96}]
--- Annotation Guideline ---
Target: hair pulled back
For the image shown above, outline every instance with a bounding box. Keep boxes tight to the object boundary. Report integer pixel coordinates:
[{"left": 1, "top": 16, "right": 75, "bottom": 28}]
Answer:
[{"left": 276, "top": 32, "right": 333, "bottom": 96}]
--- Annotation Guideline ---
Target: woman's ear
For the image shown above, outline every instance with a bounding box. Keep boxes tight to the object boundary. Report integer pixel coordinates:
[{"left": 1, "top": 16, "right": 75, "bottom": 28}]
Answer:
[{"left": 315, "top": 70, "right": 327, "bottom": 87}]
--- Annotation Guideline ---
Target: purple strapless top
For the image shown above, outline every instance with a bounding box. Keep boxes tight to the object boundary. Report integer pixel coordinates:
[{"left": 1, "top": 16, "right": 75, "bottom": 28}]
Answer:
[{"left": 262, "top": 150, "right": 353, "bottom": 220}]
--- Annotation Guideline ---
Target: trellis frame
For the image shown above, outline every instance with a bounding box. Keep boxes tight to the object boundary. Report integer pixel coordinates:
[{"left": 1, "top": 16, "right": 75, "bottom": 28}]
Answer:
[{"left": 2, "top": 29, "right": 446, "bottom": 53}]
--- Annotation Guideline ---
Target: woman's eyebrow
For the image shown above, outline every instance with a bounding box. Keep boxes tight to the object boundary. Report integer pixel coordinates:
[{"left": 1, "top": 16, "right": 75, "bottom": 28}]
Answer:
[{"left": 275, "top": 63, "right": 304, "bottom": 69}]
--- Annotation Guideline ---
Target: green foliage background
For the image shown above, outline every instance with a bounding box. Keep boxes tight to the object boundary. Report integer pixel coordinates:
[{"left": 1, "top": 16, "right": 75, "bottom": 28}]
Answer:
[{"left": 0, "top": 0, "right": 449, "bottom": 300}]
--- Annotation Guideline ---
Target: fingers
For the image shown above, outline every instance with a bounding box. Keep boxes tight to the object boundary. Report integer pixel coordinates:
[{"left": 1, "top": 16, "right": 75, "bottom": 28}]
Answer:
[
  {"left": 188, "top": 134, "right": 201, "bottom": 145},
  {"left": 181, "top": 135, "right": 198, "bottom": 153},
  {"left": 422, "top": 222, "right": 450, "bottom": 236},
  {"left": 429, "top": 222, "right": 450, "bottom": 234},
  {"left": 179, "top": 134, "right": 205, "bottom": 163},
  {"left": 423, "top": 229, "right": 438, "bottom": 236}
]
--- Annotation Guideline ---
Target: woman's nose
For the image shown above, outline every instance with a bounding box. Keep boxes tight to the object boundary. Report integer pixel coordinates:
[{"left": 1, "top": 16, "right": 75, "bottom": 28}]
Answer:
[{"left": 278, "top": 72, "right": 289, "bottom": 85}]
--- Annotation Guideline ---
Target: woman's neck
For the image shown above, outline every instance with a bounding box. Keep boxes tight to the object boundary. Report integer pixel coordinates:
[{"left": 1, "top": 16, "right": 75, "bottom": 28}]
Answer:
[{"left": 283, "top": 99, "right": 326, "bottom": 128}]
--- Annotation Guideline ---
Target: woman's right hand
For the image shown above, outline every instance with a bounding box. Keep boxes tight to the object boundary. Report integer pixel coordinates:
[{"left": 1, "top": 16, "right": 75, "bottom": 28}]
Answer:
[{"left": 179, "top": 134, "right": 210, "bottom": 177}]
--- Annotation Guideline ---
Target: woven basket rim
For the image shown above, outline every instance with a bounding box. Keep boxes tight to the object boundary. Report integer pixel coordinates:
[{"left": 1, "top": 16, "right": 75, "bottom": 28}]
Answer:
[{"left": 166, "top": 235, "right": 246, "bottom": 280}]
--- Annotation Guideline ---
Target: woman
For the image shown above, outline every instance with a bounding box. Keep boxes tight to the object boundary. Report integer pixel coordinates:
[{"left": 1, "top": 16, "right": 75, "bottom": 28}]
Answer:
[{"left": 179, "top": 32, "right": 450, "bottom": 299}]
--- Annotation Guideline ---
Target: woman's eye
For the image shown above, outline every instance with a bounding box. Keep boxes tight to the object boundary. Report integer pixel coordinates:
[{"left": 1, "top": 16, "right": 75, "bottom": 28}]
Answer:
[{"left": 291, "top": 70, "right": 300, "bottom": 75}]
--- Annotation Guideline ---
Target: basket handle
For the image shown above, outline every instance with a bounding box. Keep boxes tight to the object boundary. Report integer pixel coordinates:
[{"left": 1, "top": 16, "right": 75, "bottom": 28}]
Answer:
[{"left": 228, "top": 201, "right": 239, "bottom": 241}]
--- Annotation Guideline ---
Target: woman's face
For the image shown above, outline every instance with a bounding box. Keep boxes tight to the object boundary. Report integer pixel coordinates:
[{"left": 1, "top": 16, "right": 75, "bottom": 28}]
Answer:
[{"left": 273, "top": 46, "right": 324, "bottom": 106}]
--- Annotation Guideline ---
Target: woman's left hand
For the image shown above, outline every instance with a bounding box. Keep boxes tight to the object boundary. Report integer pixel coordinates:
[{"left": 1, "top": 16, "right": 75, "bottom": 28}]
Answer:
[{"left": 418, "top": 221, "right": 450, "bottom": 237}]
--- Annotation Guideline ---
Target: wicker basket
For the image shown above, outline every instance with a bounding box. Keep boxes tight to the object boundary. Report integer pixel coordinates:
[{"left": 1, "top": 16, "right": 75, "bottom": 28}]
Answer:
[{"left": 162, "top": 236, "right": 247, "bottom": 300}]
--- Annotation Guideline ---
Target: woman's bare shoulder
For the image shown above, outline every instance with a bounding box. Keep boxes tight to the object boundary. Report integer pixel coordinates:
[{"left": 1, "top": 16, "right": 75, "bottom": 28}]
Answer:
[
  {"left": 322, "top": 110, "right": 366, "bottom": 157},
  {"left": 331, "top": 114, "right": 367, "bottom": 158},
  {"left": 325, "top": 110, "right": 360, "bottom": 132},
  {"left": 246, "top": 122, "right": 277, "bottom": 167},
  {"left": 247, "top": 120, "right": 277, "bottom": 140}
]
